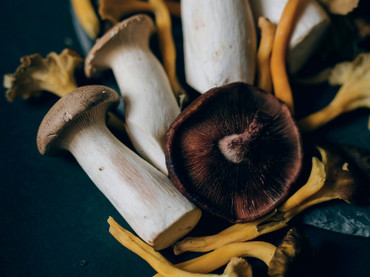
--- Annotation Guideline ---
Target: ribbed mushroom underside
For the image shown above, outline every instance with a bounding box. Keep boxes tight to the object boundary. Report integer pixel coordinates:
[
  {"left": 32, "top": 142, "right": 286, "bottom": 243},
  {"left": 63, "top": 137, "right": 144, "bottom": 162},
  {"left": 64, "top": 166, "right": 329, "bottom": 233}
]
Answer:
[{"left": 168, "top": 83, "right": 302, "bottom": 222}]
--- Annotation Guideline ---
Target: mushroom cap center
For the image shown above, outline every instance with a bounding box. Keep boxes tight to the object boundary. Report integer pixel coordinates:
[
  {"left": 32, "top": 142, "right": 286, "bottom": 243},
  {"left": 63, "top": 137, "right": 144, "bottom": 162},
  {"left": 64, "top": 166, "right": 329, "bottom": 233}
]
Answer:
[{"left": 218, "top": 111, "right": 273, "bottom": 164}]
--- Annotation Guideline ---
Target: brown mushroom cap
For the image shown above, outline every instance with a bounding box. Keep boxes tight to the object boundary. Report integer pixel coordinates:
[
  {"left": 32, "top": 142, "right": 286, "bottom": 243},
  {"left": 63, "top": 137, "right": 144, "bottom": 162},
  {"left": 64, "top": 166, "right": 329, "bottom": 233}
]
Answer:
[
  {"left": 166, "top": 82, "right": 303, "bottom": 223},
  {"left": 37, "top": 85, "right": 119, "bottom": 155},
  {"left": 85, "top": 14, "right": 155, "bottom": 78}
]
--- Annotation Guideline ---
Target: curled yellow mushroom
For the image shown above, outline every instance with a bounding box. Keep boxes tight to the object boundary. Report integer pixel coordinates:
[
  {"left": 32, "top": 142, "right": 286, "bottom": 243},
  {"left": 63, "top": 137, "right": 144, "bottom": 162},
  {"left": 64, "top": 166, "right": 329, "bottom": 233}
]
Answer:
[
  {"left": 270, "top": 0, "right": 302, "bottom": 113},
  {"left": 157, "top": 228, "right": 310, "bottom": 277},
  {"left": 71, "top": 0, "right": 100, "bottom": 39},
  {"left": 108, "top": 217, "right": 253, "bottom": 277},
  {"left": 3, "top": 49, "right": 125, "bottom": 134},
  {"left": 299, "top": 53, "right": 370, "bottom": 132},
  {"left": 256, "top": 17, "right": 277, "bottom": 94}
]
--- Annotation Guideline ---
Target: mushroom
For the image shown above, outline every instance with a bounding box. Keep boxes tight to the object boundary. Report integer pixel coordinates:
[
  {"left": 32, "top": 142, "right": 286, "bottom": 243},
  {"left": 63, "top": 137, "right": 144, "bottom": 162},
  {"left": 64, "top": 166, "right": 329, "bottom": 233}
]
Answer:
[
  {"left": 3, "top": 49, "right": 125, "bottom": 134},
  {"left": 164, "top": 228, "right": 311, "bottom": 277},
  {"left": 256, "top": 17, "right": 277, "bottom": 94},
  {"left": 298, "top": 52, "right": 370, "bottom": 132},
  {"left": 98, "top": 0, "right": 188, "bottom": 106},
  {"left": 269, "top": 0, "right": 302, "bottom": 113},
  {"left": 173, "top": 143, "right": 367, "bottom": 254},
  {"left": 166, "top": 82, "right": 303, "bottom": 223},
  {"left": 181, "top": 0, "right": 257, "bottom": 93},
  {"left": 108, "top": 216, "right": 253, "bottom": 277},
  {"left": 250, "top": 0, "right": 330, "bottom": 74},
  {"left": 317, "top": 0, "right": 359, "bottom": 15},
  {"left": 37, "top": 85, "right": 201, "bottom": 250},
  {"left": 98, "top": 0, "right": 181, "bottom": 23},
  {"left": 172, "top": 155, "right": 324, "bottom": 255},
  {"left": 71, "top": 0, "right": 100, "bottom": 39},
  {"left": 85, "top": 14, "right": 180, "bottom": 175},
  {"left": 4, "top": 49, "right": 82, "bottom": 102}
]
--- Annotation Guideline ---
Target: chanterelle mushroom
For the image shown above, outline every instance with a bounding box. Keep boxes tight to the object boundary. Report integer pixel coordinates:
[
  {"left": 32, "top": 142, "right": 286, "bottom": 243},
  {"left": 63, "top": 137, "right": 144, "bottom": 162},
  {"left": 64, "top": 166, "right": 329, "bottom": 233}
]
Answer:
[
  {"left": 85, "top": 14, "right": 180, "bottom": 175},
  {"left": 108, "top": 217, "right": 253, "bottom": 277},
  {"left": 166, "top": 228, "right": 311, "bottom": 277},
  {"left": 299, "top": 52, "right": 370, "bottom": 132},
  {"left": 71, "top": 0, "right": 100, "bottom": 39},
  {"left": 3, "top": 49, "right": 82, "bottom": 102},
  {"left": 250, "top": 0, "right": 330, "bottom": 74},
  {"left": 37, "top": 85, "right": 201, "bottom": 250},
  {"left": 166, "top": 82, "right": 303, "bottom": 223}
]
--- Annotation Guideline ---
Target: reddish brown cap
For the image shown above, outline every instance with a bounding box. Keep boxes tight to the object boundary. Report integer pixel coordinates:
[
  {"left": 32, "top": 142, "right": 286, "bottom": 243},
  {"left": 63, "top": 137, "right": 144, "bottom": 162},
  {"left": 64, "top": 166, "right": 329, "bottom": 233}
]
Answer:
[
  {"left": 166, "top": 82, "right": 303, "bottom": 223},
  {"left": 85, "top": 14, "right": 155, "bottom": 78},
  {"left": 37, "top": 85, "right": 119, "bottom": 155}
]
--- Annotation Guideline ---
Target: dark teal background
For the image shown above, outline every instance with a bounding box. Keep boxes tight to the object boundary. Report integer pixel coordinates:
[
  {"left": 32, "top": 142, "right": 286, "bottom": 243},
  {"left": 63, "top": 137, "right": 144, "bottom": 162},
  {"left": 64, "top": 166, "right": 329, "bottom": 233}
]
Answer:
[{"left": 0, "top": 1, "right": 369, "bottom": 276}]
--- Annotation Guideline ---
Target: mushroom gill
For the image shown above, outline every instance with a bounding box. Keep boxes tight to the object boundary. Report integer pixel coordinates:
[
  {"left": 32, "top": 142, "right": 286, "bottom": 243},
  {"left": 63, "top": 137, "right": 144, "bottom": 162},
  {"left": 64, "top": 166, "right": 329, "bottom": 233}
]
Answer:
[{"left": 166, "top": 82, "right": 303, "bottom": 223}]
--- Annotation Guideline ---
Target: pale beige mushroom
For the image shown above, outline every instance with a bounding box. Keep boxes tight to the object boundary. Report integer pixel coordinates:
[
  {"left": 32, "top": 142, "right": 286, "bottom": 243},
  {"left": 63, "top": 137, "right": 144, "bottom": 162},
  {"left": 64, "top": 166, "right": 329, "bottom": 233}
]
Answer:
[
  {"left": 85, "top": 15, "right": 180, "bottom": 175},
  {"left": 181, "top": 0, "right": 257, "bottom": 93},
  {"left": 37, "top": 85, "right": 201, "bottom": 250}
]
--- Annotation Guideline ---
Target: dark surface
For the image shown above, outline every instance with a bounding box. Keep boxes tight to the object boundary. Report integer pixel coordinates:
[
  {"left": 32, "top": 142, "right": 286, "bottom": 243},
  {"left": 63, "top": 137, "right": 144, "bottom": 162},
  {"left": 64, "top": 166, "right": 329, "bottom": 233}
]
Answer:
[{"left": 0, "top": 1, "right": 369, "bottom": 276}]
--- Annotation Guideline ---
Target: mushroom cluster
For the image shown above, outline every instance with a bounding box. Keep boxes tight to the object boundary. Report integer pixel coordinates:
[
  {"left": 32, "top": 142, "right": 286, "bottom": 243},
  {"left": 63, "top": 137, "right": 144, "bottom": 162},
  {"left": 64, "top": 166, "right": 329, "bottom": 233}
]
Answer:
[{"left": 3, "top": 0, "right": 370, "bottom": 276}]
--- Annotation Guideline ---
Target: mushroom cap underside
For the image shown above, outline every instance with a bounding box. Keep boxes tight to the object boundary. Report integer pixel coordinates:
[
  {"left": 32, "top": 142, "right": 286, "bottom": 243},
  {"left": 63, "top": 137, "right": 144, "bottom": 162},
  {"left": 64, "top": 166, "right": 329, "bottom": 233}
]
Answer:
[
  {"left": 37, "top": 85, "right": 119, "bottom": 155},
  {"left": 166, "top": 82, "right": 303, "bottom": 222}
]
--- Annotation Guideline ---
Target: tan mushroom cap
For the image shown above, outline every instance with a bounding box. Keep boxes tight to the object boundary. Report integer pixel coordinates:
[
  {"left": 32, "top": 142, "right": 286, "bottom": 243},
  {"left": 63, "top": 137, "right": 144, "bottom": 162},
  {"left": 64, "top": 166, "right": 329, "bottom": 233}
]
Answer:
[
  {"left": 85, "top": 14, "right": 155, "bottom": 78},
  {"left": 37, "top": 85, "right": 120, "bottom": 155}
]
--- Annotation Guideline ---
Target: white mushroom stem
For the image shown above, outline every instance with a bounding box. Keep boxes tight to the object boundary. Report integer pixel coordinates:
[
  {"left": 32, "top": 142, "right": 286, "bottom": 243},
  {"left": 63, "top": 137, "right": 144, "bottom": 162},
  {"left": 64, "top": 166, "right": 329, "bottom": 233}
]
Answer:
[
  {"left": 109, "top": 47, "right": 179, "bottom": 175},
  {"left": 85, "top": 15, "right": 180, "bottom": 175},
  {"left": 60, "top": 107, "right": 201, "bottom": 250},
  {"left": 250, "top": 0, "right": 330, "bottom": 74},
  {"left": 181, "top": 0, "right": 257, "bottom": 93}
]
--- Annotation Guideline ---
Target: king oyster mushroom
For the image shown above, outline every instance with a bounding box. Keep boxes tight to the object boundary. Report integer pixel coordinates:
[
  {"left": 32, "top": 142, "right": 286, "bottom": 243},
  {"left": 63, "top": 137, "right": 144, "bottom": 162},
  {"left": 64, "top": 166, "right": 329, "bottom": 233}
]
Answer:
[
  {"left": 37, "top": 85, "right": 201, "bottom": 250},
  {"left": 181, "top": 0, "right": 257, "bottom": 93},
  {"left": 85, "top": 14, "right": 180, "bottom": 175},
  {"left": 166, "top": 82, "right": 303, "bottom": 223}
]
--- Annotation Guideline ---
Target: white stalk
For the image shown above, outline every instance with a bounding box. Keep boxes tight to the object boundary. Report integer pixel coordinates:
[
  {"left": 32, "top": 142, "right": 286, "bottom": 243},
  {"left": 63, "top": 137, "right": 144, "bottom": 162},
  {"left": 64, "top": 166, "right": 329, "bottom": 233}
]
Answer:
[
  {"left": 250, "top": 0, "right": 330, "bottom": 74},
  {"left": 181, "top": 0, "right": 257, "bottom": 93},
  {"left": 61, "top": 109, "right": 201, "bottom": 250},
  {"left": 85, "top": 15, "right": 180, "bottom": 175},
  {"left": 108, "top": 46, "right": 179, "bottom": 175}
]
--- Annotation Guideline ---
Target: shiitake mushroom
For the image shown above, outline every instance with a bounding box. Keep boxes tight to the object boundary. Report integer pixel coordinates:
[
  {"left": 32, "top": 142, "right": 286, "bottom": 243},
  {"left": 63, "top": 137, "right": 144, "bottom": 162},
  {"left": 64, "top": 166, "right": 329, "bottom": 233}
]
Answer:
[{"left": 166, "top": 82, "right": 303, "bottom": 223}]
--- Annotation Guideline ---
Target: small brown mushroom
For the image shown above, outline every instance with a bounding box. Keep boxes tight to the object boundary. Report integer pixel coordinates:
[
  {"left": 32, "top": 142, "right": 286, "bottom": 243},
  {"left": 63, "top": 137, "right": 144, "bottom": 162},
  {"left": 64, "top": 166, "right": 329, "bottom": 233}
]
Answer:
[
  {"left": 166, "top": 82, "right": 303, "bottom": 223},
  {"left": 37, "top": 85, "right": 201, "bottom": 250}
]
